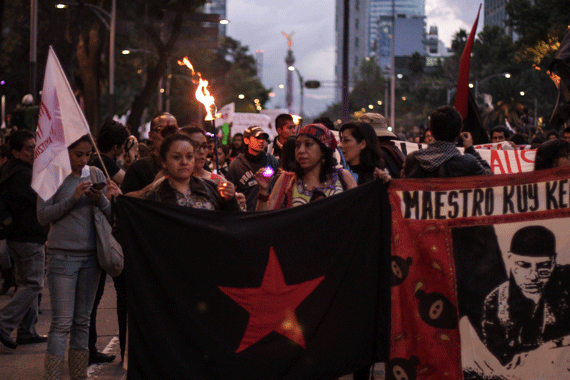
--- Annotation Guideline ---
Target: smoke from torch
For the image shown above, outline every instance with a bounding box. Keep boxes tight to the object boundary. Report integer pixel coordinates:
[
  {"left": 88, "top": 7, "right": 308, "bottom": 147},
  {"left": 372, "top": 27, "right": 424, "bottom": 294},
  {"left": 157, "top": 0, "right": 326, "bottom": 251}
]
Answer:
[{"left": 177, "top": 57, "right": 216, "bottom": 121}]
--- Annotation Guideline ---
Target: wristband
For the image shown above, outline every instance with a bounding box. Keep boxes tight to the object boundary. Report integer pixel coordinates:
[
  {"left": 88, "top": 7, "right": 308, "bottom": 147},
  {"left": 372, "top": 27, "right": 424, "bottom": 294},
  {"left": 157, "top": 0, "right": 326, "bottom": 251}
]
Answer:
[{"left": 257, "top": 192, "right": 269, "bottom": 202}]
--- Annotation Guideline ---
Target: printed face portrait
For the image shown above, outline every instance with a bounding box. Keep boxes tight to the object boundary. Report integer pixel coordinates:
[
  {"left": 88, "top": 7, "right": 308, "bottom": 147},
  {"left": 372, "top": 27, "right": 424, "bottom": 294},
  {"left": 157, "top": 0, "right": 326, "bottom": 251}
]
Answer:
[{"left": 505, "top": 253, "right": 554, "bottom": 296}]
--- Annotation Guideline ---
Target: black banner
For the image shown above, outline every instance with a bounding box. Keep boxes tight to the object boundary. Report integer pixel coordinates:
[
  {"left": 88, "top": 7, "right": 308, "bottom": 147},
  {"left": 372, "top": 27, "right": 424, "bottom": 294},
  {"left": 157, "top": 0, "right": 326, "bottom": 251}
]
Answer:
[{"left": 115, "top": 180, "right": 391, "bottom": 380}]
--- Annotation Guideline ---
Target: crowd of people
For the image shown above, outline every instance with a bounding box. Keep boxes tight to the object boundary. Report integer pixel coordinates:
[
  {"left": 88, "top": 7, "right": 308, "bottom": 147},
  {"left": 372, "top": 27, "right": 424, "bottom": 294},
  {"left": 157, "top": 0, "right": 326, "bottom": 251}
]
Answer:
[{"left": 0, "top": 102, "right": 569, "bottom": 379}]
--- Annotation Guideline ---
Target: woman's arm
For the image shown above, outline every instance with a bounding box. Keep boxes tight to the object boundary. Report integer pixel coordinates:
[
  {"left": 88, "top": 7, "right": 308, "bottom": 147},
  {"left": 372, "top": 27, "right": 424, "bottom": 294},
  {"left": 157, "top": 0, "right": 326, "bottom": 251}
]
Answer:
[
  {"left": 36, "top": 182, "right": 89, "bottom": 225},
  {"left": 340, "top": 169, "right": 358, "bottom": 190}
]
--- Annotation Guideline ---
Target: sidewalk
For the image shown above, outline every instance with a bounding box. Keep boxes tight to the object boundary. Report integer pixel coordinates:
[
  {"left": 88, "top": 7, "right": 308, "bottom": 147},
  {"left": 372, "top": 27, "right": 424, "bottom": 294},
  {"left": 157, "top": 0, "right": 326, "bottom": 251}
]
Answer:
[{"left": 0, "top": 275, "right": 125, "bottom": 379}]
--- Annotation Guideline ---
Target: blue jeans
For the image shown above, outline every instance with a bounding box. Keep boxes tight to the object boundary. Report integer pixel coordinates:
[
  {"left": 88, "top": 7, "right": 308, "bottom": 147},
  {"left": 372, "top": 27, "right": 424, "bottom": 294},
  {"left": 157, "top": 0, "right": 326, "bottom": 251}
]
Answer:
[
  {"left": 0, "top": 241, "right": 45, "bottom": 339},
  {"left": 46, "top": 253, "right": 101, "bottom": 356}
]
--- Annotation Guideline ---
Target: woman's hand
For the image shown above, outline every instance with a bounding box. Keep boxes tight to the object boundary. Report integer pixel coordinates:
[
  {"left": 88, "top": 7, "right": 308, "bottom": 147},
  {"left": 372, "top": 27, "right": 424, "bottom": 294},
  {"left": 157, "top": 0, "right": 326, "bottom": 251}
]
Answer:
[
  {"left": 254, "top": 167, "right": 273, "bottom": 193},
  {"left": 374, "top": 167, "right": 392, "bottom": 183},
  {"left": 73, "top": 181, "right": 93, "bottom": 201},
  {"left": 106, "top": 180, "right": 122, "bottom": 199},
  {"left": 85, "top": 184, "right": 103, "bottom": 201},
  {"left": 217, "top": 181, "right": 236, "bottom": 200}
]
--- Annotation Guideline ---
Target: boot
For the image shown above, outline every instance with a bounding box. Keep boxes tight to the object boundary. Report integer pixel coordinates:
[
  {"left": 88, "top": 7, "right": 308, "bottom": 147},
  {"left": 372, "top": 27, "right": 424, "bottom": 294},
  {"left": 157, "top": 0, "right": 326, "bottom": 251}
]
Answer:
[
  {"left": 68, "top": 349, "right": 89, "bottom": 380},
  {"left": 44, "top": 354, "right": 64, "bottom": 380},
  {"left": 0, "top": 268, "right": 15, "bottom": 295}
]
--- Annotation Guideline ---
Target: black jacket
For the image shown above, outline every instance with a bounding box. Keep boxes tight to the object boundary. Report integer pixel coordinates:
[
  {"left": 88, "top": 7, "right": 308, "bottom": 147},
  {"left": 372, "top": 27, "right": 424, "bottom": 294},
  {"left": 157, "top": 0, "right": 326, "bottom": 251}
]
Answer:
[
  {"left": 403, "top": 144, "right": 492, "bottom": 178},
  {"left": 0, "top": 158, "right": 48, "bottom": 243},
  {"left": 143, "top": 176, "right": 240, "bottom": 211}
]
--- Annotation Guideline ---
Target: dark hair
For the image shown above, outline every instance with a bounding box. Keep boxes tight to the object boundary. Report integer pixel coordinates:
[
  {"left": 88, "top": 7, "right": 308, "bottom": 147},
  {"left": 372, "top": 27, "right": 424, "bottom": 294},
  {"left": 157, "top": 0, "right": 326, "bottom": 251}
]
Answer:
[
  {"left": 509, "top": 133, "right": 528, "bottom": 145},
  {"left": 339, "top": 122, "right": 383, "bottom": 172},
  {"left": 233, "top": 133, "right": 243, "bottom": 139},
  {"left": 68, "top": 134, "right": 92, "bottom": 150},
  {"left": 293, "top": 135, "right": 337, "bottom": 184},
  {"left": 275, "top": 114, "right": 294, "bottom": 130},
  {"left": 429, "top": 106, "right": 463, "bottom": 142},
  {"left": 280, "top": 135, "right": 297, "bottom": 171},
  {"left": 159, "top": 133, "right": 194, "bottom": 161},
  {"left": 491, "top": 125, "right": 510, "bottom": 139},
  {"left": 534, "top": 139, "right": 570, "bottom": 170},
  {"left": 564, "top": 126, "right": 570, "bottom": 135},
  {"left": 0, "top": 144, "right": 10, "bottom": 159},
  {"left": 218, "top": 144, "right": 230, "bottom": 156},
  {"left": 8, "top": 130, "right": 34, "bottom": 152},
  {"left": 313, "top": 117, "right": 335, "bottom": 131},
  {"left": 150, "top": 112, "right": 177, "bottom": 130},
  {"left": 179, "top": 126, "right": 206, "bottom": 138},
  {"left": 546, "top": 130, "right": 560, "bottom": 140},
  {"left": 97, "top": 120, "right": 129, "bottom": 152}
]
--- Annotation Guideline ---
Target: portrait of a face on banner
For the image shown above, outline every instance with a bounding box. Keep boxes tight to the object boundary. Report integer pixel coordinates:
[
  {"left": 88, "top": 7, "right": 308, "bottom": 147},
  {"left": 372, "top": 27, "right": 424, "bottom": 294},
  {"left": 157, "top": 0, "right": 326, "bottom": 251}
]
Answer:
[{"left": 455, "top": 219, "right": 570, "bottom": 380}]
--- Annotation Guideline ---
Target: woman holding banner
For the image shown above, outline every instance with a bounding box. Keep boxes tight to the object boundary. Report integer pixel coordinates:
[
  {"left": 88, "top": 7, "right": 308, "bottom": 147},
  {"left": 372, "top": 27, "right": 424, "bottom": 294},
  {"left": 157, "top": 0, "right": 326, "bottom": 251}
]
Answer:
[
  {"left": 142, "top": 133, "right": 240, "bottom": 211},
  {"left": 255, "top": 123, "right": 357, "bottom": 210},
  {"left": 37, "top": 135, "right": 111, "bottom": 379}
]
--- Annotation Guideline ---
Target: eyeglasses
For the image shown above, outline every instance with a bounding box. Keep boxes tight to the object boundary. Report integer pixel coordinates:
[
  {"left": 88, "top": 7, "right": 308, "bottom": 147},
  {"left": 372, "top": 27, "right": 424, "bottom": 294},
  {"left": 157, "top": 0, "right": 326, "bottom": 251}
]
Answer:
[{"left": 194, "top": 143, "right": 209, "bottom": 151}]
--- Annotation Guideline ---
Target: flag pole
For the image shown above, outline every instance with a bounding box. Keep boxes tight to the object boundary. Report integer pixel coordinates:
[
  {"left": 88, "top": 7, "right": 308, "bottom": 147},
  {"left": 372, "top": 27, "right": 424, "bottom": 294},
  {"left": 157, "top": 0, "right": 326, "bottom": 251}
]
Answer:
[{"left": 87, "top": 133, "right": 112, "bottom": 180}]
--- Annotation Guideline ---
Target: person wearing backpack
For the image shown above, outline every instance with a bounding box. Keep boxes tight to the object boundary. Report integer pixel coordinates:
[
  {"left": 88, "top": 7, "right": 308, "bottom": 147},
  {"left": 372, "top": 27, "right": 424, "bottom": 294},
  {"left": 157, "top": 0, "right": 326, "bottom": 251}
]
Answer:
[{"left": 0, "top": 130, "right": 48, "bottom": 350}]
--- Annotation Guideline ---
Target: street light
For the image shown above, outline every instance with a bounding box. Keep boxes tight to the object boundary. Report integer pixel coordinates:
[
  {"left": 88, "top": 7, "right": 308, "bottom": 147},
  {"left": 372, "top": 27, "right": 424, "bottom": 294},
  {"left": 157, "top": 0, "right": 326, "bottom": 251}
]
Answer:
[
  {"left": 56, "top": 0, "right": 116, "bottom": 116},
  {"left": 474, "top": 72, "right": 511, "bottom": 100},
  {"left": 288, "top": 66, "right": 304, "bottom": 120}
]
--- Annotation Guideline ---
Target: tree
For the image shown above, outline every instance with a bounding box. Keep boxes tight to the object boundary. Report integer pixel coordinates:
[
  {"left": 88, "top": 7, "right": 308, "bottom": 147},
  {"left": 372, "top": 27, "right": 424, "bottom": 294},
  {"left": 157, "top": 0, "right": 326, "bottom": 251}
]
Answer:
[{"left": 349, "top": 58, "right": 385, "bottom": 113}]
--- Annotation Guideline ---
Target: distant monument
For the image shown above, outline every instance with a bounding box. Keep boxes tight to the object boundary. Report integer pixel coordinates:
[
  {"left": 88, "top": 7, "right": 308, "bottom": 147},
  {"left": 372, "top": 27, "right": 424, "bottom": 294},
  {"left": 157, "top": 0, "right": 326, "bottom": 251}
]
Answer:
[{"left": 282, "top": 31, "right": 295, "bottom": 114}]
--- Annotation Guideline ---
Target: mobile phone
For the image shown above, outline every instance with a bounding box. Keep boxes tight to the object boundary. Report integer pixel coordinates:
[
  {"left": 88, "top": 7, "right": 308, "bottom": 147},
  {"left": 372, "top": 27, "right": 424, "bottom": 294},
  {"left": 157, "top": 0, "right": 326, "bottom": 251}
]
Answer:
[
  {"left": 262, "top": 166, "right": 274, "bottom": 178},
  {"left": 91, "top": 182, "right": 106, "bottom": 190}
]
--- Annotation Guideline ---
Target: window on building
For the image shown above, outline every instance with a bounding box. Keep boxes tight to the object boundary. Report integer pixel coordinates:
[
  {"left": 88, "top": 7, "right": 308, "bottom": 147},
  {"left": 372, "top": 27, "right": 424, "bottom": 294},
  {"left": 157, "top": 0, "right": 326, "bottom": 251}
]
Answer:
[
  {"left": 355, "top": 0, "right": 360, "bottom": 11},
  {"left": 355, "top": 18, "right": 359, "bottom": 30},
  {"left": 355, "top": 55, "right": 359, "bottom": 66},
  {"left": 355, "top": 37, "right": 359, "bottom": 48}
]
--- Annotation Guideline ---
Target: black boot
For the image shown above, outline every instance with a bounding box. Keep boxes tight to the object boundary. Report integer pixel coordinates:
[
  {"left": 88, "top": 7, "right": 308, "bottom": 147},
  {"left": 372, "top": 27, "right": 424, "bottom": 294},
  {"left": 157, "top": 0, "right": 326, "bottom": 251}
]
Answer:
[{"left": 0, "top": 268, "right": 16, "bottom": 295}]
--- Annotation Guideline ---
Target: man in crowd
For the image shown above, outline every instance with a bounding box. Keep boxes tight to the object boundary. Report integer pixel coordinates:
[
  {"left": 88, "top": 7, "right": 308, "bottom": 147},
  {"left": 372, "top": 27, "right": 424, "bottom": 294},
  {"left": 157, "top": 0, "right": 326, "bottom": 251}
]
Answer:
[
  {"left": 121, "top": 113, "right": 178, "bottom": 195},
  {"left": 402, "top": 106, "right": 492, "bottom": 178},
  {"left": 358, "top": 113, "right": 406, "bottom": 178},
  {"left": 490, "top": 125, "right": 510, "bottom": 143},
  {"left": 481, "top": 226, "right": 570, "bottom": 367},
  {"left": 229, "top": 133, "right": 245, "bottom": 161},
  {"left": 563, "top": 126, "right": 570, "bottom": 143},
  {"left": 268, "top": 113, "right": 295, "bottom": 159},
  {"left": 226, "top": 126, "right": 278, "bottom": 212},
  {"left": 0, "top": 130, "right": 48, "bottom": 349}
]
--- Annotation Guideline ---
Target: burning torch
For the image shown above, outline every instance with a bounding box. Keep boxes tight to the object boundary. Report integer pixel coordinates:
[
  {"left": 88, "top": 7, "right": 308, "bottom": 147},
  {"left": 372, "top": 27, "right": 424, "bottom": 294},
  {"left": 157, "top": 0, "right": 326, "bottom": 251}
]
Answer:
[{"left": 177, "top": 57, "right": 220, "bottom": 174}]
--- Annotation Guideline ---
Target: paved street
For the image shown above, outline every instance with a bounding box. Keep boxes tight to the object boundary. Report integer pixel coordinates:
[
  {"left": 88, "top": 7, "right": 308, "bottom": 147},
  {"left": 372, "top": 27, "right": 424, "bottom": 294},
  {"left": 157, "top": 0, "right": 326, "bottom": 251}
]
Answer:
[
  {"left": 0, "top": 275, "right": 125, "bottom": 380},
  {"left": 1, "top": 274, "right": 386, "bottom": 379}
]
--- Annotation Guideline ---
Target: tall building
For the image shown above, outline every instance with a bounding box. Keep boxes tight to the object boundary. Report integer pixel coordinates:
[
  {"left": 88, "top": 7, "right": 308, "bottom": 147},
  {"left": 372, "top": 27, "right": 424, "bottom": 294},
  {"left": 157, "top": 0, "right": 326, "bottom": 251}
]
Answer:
[
  {"left": 204, "top": 0, "right": 227, "bottom": 37},
  {"left": 484, "top": 0, "right": 517, "bottom": 39},
  {"left": 335, "top": 0, "right": 427, "bottom": 101}
]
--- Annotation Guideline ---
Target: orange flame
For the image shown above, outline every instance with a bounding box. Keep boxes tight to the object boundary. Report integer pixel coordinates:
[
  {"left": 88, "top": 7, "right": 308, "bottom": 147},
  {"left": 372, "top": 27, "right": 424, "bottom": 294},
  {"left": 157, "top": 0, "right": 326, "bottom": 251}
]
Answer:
[{"left": 177, "top": 57, "right": 215, "bottom": 121}]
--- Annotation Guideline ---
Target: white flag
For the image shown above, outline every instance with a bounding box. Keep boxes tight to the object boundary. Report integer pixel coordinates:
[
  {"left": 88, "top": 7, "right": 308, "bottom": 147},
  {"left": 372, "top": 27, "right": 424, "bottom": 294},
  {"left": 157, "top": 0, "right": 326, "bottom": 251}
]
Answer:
[
  {"left": 216, "top": 102, "right": 234, "bottom": 125},
  {"left": 32, "top": 46, "right": 91, "bottom": 201}
]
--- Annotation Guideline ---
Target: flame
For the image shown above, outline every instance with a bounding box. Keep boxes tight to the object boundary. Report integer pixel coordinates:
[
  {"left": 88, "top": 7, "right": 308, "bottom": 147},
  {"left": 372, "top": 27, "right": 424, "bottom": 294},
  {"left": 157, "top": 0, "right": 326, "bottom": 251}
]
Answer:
[{"left": 178, "top": 57, "right": 216, "bottom": 121}]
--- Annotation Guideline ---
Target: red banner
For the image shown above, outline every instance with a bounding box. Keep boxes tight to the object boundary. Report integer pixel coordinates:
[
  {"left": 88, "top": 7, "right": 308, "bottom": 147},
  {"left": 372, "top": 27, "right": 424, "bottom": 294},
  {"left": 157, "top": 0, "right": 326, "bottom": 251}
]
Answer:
[{"left": 388, "top": 167, "right": 570, "bottom": 380}]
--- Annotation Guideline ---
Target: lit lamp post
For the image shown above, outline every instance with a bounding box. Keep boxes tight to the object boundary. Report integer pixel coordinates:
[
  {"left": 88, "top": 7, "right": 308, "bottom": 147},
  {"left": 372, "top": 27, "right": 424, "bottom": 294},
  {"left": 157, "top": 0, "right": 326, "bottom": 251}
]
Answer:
[
  {"left": 56, "top": 0, "right": 116, "bottom": 116},
  {"left": 474, "top": 72, "right": 511, "bottom": 100},
  {"left": 288, "top": 66, "right": 304, "bottom": 120}
]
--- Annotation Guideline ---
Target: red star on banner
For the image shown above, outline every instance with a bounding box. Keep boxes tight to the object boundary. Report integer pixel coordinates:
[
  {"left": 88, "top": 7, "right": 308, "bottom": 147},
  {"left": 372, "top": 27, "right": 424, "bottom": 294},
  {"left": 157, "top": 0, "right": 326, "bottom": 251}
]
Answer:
[{"left": 219, "top": 247, "right": 325, "bottom": 353}]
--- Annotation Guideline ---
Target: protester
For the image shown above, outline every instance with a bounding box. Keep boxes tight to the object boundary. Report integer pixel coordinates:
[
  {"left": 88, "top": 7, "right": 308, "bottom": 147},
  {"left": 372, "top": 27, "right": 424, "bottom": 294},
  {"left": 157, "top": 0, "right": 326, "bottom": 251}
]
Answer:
[
  {"left": 255, "top": 123, "right": 357, "bottom": 210},
  {"left": 86, "top": 120, "right": 130, "bottom": 366},
  {"left": 217, "top": 145, "right": 230, "bottom": 177},
  {"left": 141, "top": 134, "right": 240, "bottom": 211},
  {"left": 121, "top": 113, "right": 179, "bottom": 196},
  {"left": 533, "top": 139, "right": 570, "bottom": 170},
  {"left": 509, "top": 133, "right": 529, "bottom": 146},
  {"left": 121, "top": 135, "right": 139, "bottom": 170},
  {"left": 268, "top": 113, "right": 295, "bottom": 159},
  {"left": 339, "top": 121, "right": 385, "bottom": 185},
  {"left": 0, "top": 130, "right": 48, "bottom": 350},
  {"left": 180, "top": 127, "right": 224, "bottom": 183},
  {"left": 402, "top": 106, "right": 492, "bottom": 178},
  {"left": 229, "top": 133, "right": 245, "bottom": 161},
  {"left": 563, "top": 126, "right": 570, "bottom": 143},
  {"left": 358, "top": 113, "right": 405, "bottom": 178},
  {"left": 227, "top": 126, "right": 279, "bottom": 212},
  {"left": 0, "top": 144, "right": 16, "bottom": 296},
  {"left": 490, "top": 125, "right": 510, "bottom": 143},
  {"left": 37, "top": 134, "right": 112, "bottom": 379},
  {"left": 546, "top": 130, "right": 560, "bottom": 141}
]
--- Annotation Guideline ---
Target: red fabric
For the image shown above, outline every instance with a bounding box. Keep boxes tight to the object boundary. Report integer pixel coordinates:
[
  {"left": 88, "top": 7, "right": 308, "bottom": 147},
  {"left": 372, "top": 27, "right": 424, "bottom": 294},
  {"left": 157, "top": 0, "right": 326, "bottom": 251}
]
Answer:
[{"left": 454, "top": 5, "right": 481, "bottom": 119}]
